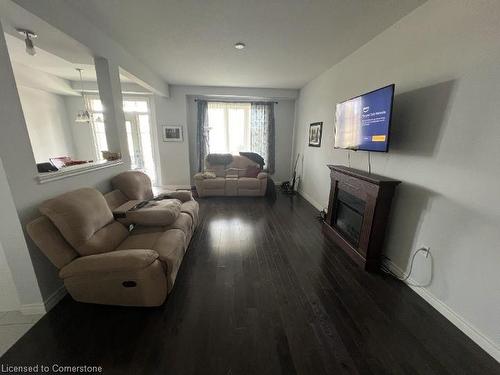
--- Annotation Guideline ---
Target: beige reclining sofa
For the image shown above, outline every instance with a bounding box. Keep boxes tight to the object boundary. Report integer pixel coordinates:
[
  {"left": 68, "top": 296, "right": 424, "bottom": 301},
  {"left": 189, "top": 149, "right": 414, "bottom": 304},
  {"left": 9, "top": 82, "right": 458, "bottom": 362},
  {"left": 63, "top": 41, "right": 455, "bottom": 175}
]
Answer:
[
  {"left": 194, "top": 154, "right": 268, "bottom": 197},
  {"left": 27, "top": 171, "right": 199, "bottom": 307}
]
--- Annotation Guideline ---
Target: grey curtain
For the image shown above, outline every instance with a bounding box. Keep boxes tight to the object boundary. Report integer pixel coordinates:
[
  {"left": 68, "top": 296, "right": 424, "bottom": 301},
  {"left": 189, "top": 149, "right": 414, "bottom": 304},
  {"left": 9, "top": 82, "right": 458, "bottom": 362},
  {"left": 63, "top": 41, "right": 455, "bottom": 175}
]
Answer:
[
  {"left": 250, "top": 102, "right": 275, "bottom": 174},
  {"left": 196, "top": 100, "right": 209, "bottom": 172}
]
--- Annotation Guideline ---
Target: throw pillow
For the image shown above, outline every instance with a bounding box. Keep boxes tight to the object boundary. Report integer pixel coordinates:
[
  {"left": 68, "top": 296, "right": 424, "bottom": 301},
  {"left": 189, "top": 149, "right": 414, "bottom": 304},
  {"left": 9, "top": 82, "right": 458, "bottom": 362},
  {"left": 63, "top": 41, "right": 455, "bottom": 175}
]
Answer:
[
  {"left": 246, "top": 165, "right": 261, "bottom": 178},
  {"left": 202, "top": 171, "right": 216, "bottom": 179}
]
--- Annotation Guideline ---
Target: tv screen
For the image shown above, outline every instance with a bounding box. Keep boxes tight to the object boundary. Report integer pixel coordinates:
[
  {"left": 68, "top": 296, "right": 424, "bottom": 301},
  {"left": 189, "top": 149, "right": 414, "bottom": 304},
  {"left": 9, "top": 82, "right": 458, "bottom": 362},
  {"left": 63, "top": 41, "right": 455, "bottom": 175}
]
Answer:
[{"left": 334, "top": 84, "right": 394, "bottom": 152}]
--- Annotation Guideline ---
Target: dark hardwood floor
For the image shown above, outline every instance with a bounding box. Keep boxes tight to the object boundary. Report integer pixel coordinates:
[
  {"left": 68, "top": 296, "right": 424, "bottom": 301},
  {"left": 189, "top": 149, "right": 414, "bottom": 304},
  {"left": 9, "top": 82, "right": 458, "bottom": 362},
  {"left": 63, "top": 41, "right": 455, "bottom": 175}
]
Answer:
[{"left": 1, "top": 194, "right": 498, "bottom": 374}]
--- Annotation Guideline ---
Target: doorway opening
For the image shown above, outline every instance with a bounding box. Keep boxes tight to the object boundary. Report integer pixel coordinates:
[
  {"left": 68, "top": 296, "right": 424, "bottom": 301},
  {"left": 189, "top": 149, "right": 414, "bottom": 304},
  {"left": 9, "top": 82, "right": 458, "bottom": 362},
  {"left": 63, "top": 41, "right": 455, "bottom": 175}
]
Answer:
[{"left": 123, "top": 98, "right": 156, "bottom": 183}]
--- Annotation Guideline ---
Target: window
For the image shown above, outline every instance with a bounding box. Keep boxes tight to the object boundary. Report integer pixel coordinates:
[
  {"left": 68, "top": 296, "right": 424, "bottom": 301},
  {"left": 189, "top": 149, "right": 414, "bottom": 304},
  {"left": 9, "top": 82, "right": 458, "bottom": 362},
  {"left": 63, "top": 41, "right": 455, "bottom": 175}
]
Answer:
[
  {"left": 88, "top": 98, "right": 108, "bottom": 160},
  {"left": 88, "top": 97, "right": 157, "bottom": 183},
  {"left": 198, "top": 100, "right": 275, "bottom": 173},
  {"left": 124, "top": 110, "right": 156, "bottom": 184},
  {"left": 207, "top": 102, "right": 251, "bottom": 154}
]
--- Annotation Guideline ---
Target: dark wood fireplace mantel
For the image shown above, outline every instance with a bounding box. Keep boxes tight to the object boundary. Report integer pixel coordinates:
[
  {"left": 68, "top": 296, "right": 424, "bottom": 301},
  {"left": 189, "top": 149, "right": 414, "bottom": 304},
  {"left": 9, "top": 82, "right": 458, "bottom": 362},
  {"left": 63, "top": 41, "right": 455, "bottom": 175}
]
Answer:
[{"left": 323, "top": 165, "right": 401, "bottom": 271}]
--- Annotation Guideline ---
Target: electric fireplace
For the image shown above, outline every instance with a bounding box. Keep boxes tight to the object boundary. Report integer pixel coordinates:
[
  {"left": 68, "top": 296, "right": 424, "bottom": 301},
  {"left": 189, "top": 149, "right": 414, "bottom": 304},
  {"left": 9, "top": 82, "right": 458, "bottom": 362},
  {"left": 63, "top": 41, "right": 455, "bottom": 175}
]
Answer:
[
  {"left": 323, "top": 165, "right": 401, "bottom": 271},
  {"left": 332, "top": 189, "right": 365, "bottom": 247}
]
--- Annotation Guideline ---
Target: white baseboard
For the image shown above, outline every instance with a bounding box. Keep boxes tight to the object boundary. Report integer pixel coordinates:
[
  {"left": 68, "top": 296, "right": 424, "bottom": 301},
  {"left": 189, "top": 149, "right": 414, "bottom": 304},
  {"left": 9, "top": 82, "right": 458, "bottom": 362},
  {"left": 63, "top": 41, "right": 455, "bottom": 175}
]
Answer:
[
  {"left": 44, "top": 285, "right": 67, "bottom": 312},
  {"left": 297, "top": 189, "right": 324, "bottom": 211},
  {"left": 383, "top": 259, "right": 500, "bottom": 363},
  {"left": 20, "top": 285, "right": 67, "bottom": 316},
  {"left": 19, "top": 303, "right": 45, "bottom": 315}
]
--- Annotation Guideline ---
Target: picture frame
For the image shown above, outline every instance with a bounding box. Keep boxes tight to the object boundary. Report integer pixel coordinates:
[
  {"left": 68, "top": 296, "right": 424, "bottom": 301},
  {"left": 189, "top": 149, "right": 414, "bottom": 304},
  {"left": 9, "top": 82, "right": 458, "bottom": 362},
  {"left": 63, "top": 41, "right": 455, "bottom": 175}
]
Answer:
[
  {"left": 308, "top": 122, "right": 323, "bottom": 147},
  {"left": 162, "top": 125, "right": 183, "bottom": 142}
]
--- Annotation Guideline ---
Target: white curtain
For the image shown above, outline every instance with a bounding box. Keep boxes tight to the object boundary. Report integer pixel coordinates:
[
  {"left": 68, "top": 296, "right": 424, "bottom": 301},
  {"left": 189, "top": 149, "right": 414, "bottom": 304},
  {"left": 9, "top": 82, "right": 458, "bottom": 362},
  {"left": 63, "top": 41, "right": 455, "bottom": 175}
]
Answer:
[
  {"left": 197, "top": 100, "right": 209, "bottom": 172},
  {"left": 207, "top": 102, "right": 251, "bottom": 155},
  {"left": 250, "top": 102, "right": 275, "bottom": 173}
]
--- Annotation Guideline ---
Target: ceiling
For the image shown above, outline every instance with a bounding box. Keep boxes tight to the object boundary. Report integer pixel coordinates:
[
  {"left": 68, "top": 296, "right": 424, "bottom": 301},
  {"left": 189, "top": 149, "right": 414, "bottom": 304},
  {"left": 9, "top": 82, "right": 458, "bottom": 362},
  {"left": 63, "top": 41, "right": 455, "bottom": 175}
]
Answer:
[
  {"left": 0, "top": 0, "right": 94, "bottom": 66},
  {"left": 5, "top": 33, "right": 98, "bottom": 81},
  {"left": 0, "top": 0, "right": 134, "bottom": 88},
  {"left": 65, "top": 0, "right": 425, "bottom": 89},
  {"left": 5, "top": 33, "right": 133, "bottom": 84}
]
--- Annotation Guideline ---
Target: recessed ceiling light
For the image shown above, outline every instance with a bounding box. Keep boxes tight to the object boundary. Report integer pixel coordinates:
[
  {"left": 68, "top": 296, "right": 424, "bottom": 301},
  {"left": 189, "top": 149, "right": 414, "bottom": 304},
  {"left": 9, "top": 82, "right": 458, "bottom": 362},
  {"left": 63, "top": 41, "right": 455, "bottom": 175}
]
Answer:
[{"left": 234, "top": 42, "right": 246, "bottom": 50}]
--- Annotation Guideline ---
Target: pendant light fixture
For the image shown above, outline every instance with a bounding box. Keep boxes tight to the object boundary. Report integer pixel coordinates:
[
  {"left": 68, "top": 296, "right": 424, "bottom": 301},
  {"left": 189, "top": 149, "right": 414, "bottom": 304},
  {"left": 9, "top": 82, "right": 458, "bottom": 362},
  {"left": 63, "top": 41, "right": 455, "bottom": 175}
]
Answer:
[{"left": 75, "top": 68, "right": 91, "bottom": 123}]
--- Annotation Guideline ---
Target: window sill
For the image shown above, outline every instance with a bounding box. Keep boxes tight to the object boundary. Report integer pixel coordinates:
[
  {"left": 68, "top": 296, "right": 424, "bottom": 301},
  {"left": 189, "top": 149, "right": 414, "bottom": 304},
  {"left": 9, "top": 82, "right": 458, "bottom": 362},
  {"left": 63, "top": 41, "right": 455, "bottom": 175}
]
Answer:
[{"left": 37, "top": 160, "right": 124, "bottom": 184}]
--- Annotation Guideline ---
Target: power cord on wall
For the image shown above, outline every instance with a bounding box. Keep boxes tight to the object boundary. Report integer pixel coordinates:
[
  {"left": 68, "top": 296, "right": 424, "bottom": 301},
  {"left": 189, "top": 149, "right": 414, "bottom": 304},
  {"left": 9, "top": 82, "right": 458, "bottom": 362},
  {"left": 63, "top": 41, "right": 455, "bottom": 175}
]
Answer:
[
  {"left": 367, "top": 151, "right": 372, "bottom": 174},
  {"left": 380, "top": 247, "right": 431, "bottom": 287},
  {"left": 316, "top": 208, "right": 327, "bottom": 222}
]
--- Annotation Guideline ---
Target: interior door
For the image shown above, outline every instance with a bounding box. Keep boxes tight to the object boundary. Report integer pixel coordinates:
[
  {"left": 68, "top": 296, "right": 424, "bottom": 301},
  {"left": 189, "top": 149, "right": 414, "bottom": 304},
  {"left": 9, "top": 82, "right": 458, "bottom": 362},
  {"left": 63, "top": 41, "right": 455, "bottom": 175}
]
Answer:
[
  {"left": 124, "top": 113, "right": 156, "bottom": 183},
  {"left": 125, "top": 114, "right": 142, "bottom": 170}
]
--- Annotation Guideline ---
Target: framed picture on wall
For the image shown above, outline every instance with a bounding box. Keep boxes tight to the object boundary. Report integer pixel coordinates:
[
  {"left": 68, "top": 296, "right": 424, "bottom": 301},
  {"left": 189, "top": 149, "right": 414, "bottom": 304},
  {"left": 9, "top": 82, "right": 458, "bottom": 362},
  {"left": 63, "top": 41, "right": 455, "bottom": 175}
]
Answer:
[
  {"left": 162, "top": 125, "right": 183, "bottom": 142},
  {"left": 308, "top": 122, "right": 323, "bottom": 147}
]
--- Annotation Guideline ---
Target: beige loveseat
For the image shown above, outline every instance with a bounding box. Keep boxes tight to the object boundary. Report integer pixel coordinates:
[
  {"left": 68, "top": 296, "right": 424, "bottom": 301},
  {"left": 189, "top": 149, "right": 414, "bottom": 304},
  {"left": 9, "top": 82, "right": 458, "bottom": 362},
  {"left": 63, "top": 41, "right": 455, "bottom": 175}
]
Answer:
[
  {"left": 194, "top": 155, "right": 268, "bottom": 197},
  {"left": 26, "top": 171, "right": 198, "bottom": 307}
]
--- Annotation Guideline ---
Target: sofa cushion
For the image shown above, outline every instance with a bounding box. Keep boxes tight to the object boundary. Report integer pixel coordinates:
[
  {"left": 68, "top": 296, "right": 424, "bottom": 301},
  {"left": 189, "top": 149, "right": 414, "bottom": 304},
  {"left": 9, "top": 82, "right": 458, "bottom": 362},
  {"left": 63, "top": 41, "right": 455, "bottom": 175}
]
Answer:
[
  {"left": 111, "top": 171, "right": 154, "bottom": 200},
  {"left": 156, "top": 190, "right": 193, "bottom": 202},
  {"left": 237, "top": 177, "right": 260, "bottom": 190},
  {"left": 117, "top": 203, "right": 193, "bottom": 244},
  {"left": 39, "top": 188, "right": 129, "bottom": 256},
  {"left": 181, "top": 200, "right": 199, "bottom": 226},
  {"left": 165, "top": 212, "right": 193, "bottom": 237},
  {"left": 59, "top": 249, "right": 159, "bottom": 279},
  {"left": 225, "top": 168, "right": 247, "bottom": 178},
  {"left": 120, "top": 199, "right": 182, "bottom": 227},
  {"left": 203, "top": 177, "right": 226, "bottom": 189},
  {"left": 27, "top": 216, "right": 79, "bottom": 269},
  {"left": 227, "top": 155, "right": 259, "bottom": 170},
  {"left": 117, "top": 231, "right": 162, "bottom": 251},
  {"left": 80, "top": 222, "right": 130, "bottom": 256},
  {"left": 127, "top": 212, "right": 193, "bottom": 239},
  {"left": 112, "top": 200, "right": 141, "bottom": 225},
  {"left": 203, "top": 155, "right": 260, "bottom": 182},
  {"left": 104, "top": 190, "right": 129, "bottom": 210},
  {"left": 121, "top": 227, "right": 187, "bottom": 291},
  {"left": 201, "top": 171, "right": 216, "bottom": 179},
  {"left": 206, "top": 165, "right": 226, "bottom": 177},
  {"left": 246, "top": 165, "right": 261, "bottom": 178},
  {"left": 63, "top": 260, "right": 167, "bottom": 307},
  {"left": 152, "top": 229, "right": 186, "bottom": 290}
]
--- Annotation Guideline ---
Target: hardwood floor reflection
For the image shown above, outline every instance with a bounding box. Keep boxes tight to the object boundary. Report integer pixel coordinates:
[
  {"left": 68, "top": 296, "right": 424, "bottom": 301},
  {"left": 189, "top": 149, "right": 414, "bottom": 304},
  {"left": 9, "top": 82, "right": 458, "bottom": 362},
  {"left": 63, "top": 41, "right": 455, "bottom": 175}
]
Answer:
[{"left": 1, "top": 194, "right": 498, "bottom": 374}]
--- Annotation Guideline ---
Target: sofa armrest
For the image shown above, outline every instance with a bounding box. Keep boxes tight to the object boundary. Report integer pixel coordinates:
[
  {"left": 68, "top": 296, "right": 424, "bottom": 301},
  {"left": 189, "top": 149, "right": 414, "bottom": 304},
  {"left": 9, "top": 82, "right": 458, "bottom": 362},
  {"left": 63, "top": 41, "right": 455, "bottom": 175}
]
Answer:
[
  {"left": 257, "top": 172, "right": 268, "bottom": 180},
  {"left": 59, "top": 249, "right": 159, "bottom": 279},
  {"left": 194, "top": 172, "right": 204, "bottom": 181},
  {"left": 156, "top": 191, "right": 193, "bottom": 202}
]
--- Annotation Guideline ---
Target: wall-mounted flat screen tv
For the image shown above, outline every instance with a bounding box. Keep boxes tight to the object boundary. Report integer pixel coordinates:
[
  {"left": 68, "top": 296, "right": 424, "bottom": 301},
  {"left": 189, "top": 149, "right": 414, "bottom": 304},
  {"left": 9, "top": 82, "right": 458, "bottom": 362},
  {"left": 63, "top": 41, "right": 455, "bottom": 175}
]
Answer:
[{"left": 334, "top": 84, "right": 395, "bottom": 152}]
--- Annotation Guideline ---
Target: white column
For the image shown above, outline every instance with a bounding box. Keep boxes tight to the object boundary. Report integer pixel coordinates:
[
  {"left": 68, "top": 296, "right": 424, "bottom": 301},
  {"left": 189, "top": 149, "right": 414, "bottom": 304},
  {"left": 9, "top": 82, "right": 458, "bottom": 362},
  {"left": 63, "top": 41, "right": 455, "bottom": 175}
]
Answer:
[{"left": 94, "top": 57, "right": 130, "bottom": 164}]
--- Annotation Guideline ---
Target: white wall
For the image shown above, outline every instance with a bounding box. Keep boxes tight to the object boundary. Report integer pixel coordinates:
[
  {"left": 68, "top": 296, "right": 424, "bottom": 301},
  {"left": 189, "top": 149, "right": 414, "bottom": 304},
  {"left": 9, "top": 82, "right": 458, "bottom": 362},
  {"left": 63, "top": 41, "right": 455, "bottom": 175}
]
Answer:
[
  {"left": 11, "top": 62, "right": 78, "bottom": 96},
  {"left": 0, "top": 152, "right": 44, "bottom": 313},
  {"left": 0, "top": 23, "right": 129, "bottom": 309},
  {"left": 10, "top": 61, "right": 97, "bottom": 164},
  {"left": 17, "top": 86, "right": 75, "bottom": 163},
  {"left": 64, "top": 96, "right": 97, "bottom": 161},
  {"left": 0, "top": 242, "right": 20, "bottom": 312},
  {"left": 292, "top": 0, "right": 500, "bottom": 359},
  {"left": 155, "top": 85, "right": 298, "bottom": 186},
  {"left": 0, "top": 159, "right": 23, "bottom": 312},
  {"left": 12, "top": 0, "right": 169, "bottom": 97},
  {"left": 272, "top": 100, "right": 296, "bottom": 183}
]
